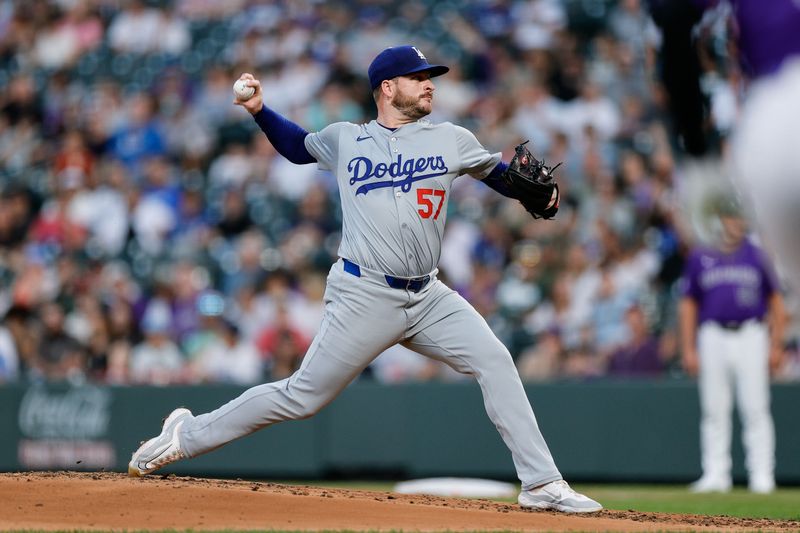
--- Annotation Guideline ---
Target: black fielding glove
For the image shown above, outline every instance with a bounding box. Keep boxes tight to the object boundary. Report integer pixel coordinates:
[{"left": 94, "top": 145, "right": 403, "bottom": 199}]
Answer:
[{"left": 502, "top": 141, "right": 561, "bottom": 219}]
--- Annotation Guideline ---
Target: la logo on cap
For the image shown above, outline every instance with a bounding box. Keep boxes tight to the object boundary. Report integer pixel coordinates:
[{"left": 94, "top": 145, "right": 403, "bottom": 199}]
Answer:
[{"left": 412, "top": 46, "right": 426, "bottom": 60}]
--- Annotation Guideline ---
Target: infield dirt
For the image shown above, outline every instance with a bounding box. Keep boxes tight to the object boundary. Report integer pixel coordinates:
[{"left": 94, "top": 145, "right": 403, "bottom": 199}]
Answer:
[{"left": 0, "top": 471, "right": 797, "bottom": 532}]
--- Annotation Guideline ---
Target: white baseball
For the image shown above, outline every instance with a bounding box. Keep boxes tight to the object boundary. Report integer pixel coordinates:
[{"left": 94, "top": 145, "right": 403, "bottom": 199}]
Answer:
[{"left": 233, "top": 79, "right": 255, "bottom": 101}]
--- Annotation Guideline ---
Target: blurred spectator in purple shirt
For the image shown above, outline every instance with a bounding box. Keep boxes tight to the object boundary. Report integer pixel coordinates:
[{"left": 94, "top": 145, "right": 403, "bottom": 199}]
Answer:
[{"left": 607, "top": 303, "right": 665, "bottom": 377}]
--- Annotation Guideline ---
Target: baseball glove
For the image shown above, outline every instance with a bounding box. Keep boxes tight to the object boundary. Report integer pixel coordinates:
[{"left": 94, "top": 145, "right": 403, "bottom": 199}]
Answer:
[{"left": 502, "top": 141, "right": 561, "bottom": 219}]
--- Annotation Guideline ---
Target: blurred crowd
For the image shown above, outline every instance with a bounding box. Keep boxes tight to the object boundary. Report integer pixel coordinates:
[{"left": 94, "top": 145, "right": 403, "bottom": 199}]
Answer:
[{"left": 0, "top": 0, "right": 798, "bottom": 386}]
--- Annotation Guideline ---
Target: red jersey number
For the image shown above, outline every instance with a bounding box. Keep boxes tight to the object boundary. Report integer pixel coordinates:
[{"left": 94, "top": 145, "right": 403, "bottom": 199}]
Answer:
[{"left": 417, "top": 188, "right": 446, "bottom": 220}]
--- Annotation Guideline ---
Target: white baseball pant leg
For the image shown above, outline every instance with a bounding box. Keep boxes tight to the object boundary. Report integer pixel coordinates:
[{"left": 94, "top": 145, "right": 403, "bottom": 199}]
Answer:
[
  {"left": 697, "top": 323, "right": 735, "bottom": 483},
  {"left": 731, "top": 322, "right": 774, "bottom": 485},
  {"left": 401, "top": 280, "right": 562, "bottom": 489}
]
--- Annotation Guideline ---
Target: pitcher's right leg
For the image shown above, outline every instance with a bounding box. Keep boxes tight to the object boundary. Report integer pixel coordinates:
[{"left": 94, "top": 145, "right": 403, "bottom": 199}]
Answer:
[
  {"left": 130, "top": 262, "right": 405, "bottom": 474},
  {"left": 179, "top": 329, "right": 372, "bottom": 458}
]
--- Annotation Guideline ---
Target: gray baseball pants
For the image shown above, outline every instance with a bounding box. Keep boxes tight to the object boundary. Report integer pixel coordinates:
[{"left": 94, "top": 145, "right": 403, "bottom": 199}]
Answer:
[{"left": 180, "top": 259, "right": 562, "bottom": 489}]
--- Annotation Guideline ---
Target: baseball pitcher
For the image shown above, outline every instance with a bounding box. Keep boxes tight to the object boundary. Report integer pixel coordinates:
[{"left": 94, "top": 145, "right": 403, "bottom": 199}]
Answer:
[{"left": 128, "top": 45, "right": 600, "bottom": 513}]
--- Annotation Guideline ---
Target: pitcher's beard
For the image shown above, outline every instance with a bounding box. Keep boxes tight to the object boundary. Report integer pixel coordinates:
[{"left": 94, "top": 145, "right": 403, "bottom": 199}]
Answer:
[{"left": 392, "top": 92, "right": 431, "bottom": 120}]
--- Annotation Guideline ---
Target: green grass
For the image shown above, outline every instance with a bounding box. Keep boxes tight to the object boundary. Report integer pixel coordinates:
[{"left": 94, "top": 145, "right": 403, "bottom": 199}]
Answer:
[
  {"left": 576, "top": 484, "right": 800, "bottom": 520},
  {"left": 294, "top": 481, "right": 800, "bottom": 521}
]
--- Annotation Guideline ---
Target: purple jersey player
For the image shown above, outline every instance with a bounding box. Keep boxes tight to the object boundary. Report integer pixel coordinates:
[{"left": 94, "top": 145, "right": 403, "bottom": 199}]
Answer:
[
  {"left": 679, "top": 197, "right": 785, "bottom": 494},
  {"left": 651, "top": 0, "right": 798, "bottom": 493}
]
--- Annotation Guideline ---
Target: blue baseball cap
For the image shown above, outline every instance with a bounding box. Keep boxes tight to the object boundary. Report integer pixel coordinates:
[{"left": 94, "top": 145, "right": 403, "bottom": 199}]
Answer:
[{"left": 368, "top": 46, "right": 449, "bottom": 90}]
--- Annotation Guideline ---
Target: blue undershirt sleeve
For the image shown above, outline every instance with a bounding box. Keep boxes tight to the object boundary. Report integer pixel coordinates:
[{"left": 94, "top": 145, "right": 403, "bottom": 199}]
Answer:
[
  {"left": 481, "top": 162, "right": 517, "bottom": 199},
  {"left": 252, "top": 105, "right": 316, "bottom": 164}
]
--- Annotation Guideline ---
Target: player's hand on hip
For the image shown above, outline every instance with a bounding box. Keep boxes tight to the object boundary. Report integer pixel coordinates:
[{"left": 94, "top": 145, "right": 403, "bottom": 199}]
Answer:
[
  {"left": 682, "top": 348, "right": 699, "bottom": 377},
  {"left": 233, "top": 73, "right": 263, "bottom": 115}
]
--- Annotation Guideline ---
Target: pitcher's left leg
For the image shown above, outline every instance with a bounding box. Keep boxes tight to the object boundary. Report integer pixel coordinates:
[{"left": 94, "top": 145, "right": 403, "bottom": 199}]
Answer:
[
  {"left": 402, "top": 281, "right": 561, "bottom": 488},
  {"left": 402, "top": 283, "right": 600, "bottom": 512}
]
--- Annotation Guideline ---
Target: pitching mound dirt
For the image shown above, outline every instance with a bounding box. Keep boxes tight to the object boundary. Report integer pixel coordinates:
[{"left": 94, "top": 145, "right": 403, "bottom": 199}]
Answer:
[{"left": 1, "top": 472, "right": 797, "bottom": 532}]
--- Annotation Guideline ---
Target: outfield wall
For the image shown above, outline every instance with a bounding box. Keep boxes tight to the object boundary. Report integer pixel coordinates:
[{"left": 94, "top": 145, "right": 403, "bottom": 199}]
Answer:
[{"left": 1, "top": 380, "right": 799, "bottom": 483}]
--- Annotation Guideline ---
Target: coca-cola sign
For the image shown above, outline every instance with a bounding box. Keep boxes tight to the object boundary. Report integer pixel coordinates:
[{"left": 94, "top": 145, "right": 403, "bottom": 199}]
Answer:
[{"left": 18, "top": 385, "right": 111, "bottom": 439}]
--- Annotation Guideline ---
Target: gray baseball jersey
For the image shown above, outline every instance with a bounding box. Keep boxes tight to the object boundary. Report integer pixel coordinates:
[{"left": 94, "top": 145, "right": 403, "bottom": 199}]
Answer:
[
  {"left": 305, "top": 119, "right": 500, "bottom": 277},
  {"left": 176, "top": 117, "right": 562, "bottom": 491}
]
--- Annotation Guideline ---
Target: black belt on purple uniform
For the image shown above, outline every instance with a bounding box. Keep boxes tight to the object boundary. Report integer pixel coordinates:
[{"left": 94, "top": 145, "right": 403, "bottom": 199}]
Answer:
[
  {"left": 712, "top": 319, "right": 756, "bottom": 331},
  {"left": 343, "top": 258, "right": 431, "bottom": 293}
]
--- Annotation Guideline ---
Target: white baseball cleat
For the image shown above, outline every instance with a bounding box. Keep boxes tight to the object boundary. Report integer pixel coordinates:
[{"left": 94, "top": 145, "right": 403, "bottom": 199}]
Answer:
[
  {"left": 688, "top": 476, "right": 732, "bottom": 493},
  {"left": 518, "top": 480, "right": 603, "bottom": 513},
  {"left": 128, "top": 407, "right": 192, "bottom": 477}
]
